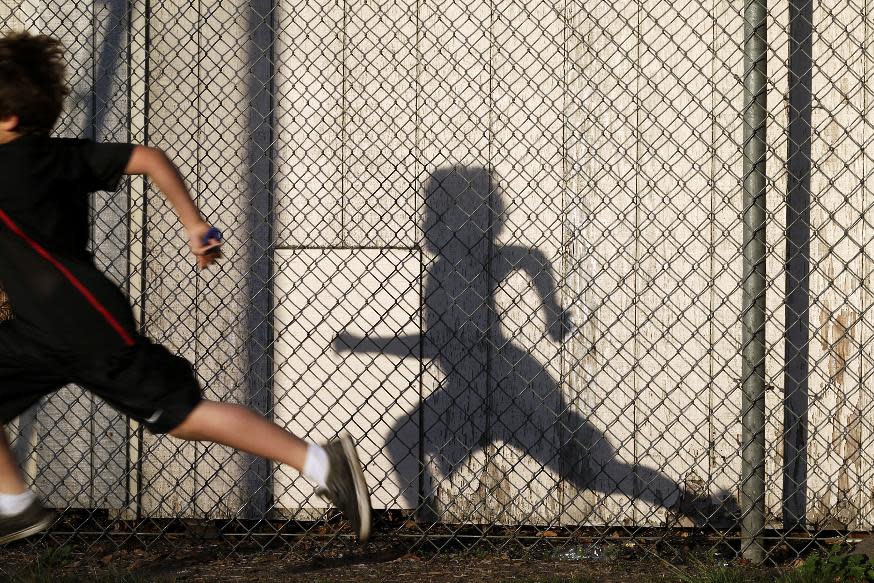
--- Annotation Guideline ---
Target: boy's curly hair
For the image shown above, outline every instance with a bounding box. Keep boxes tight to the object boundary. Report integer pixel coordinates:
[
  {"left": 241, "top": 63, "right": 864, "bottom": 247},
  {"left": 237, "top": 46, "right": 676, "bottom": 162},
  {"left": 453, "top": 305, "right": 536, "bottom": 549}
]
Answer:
[{"left": 0, "top": 31, "right": 68, "bottom": 135}]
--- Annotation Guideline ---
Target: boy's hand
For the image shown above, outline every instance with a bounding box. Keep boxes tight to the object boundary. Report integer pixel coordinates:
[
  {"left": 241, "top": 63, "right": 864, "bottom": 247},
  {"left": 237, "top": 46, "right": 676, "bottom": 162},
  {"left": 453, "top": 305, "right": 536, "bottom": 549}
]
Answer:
[
  {"left": 186, "top": 221, "right": 222, "bottom": 270},
  {"left": 125, "top": 147, "right": 220, "bottom": 270}
]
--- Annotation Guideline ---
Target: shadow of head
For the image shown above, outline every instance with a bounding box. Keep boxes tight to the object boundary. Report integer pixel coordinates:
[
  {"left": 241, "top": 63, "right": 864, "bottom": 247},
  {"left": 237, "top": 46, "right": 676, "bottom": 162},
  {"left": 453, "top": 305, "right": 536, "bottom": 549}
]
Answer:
[{"left": 423, "top": 166, "right": 506, "bottom": 256}]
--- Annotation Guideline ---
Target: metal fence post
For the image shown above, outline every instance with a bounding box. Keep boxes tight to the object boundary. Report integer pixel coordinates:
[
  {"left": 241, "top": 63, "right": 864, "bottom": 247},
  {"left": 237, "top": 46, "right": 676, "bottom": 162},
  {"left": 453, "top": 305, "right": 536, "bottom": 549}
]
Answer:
[{"left": 741, "top": 0, "right": 768, "bottom": 563}]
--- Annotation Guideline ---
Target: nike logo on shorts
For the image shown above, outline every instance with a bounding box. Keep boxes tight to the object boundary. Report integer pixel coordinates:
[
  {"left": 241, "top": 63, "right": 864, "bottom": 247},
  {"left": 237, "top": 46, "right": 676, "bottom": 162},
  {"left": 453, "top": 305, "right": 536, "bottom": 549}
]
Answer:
[{"left": 145, "top": 409, "right": 163, "bottom": 424}]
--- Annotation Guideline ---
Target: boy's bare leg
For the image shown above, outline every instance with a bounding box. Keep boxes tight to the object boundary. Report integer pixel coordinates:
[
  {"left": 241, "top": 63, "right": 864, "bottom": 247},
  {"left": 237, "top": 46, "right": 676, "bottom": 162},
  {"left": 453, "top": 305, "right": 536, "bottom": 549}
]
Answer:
[
  {"left": 0, "top": 424, "right": 54, "bottom": 545},
  {"left": 0, "top": 426, "right": 27, "bottom": 494},
  {"left": 169, "top": 399, "right": 371, "bottom": 542},
  {"left": 168, "top": 400, "right": 309, "bottom": 471}
]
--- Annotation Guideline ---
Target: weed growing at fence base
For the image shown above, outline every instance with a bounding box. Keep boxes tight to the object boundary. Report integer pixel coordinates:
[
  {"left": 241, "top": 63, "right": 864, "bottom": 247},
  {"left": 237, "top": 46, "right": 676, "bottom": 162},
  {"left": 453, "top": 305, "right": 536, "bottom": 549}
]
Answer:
[
  {"left": 781, "top": 546, "right": 874, "bottom": 583},
  {"left": 676, "top": 546, "right": 874, "bottom": 583}
]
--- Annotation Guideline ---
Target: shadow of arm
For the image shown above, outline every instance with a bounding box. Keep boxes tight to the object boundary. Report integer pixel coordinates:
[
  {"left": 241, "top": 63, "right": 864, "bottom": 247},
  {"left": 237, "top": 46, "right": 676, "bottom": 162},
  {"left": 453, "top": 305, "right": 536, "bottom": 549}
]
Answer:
[
  {"left": 503, "top": 245, "right": 570, "bottom": 341},
  {"left": 333, "top": 332, "right": 424, "bottom": 358}
]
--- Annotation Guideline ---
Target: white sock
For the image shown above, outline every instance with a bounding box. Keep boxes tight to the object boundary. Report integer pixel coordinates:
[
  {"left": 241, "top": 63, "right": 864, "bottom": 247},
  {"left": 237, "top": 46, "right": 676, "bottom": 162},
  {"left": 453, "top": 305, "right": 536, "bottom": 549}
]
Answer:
[
  {"left": 0, "top": 489, "right": 35, "bottom": 517},
  {"left": 302, "top": 442, "right": 330, "bottom": 490}
]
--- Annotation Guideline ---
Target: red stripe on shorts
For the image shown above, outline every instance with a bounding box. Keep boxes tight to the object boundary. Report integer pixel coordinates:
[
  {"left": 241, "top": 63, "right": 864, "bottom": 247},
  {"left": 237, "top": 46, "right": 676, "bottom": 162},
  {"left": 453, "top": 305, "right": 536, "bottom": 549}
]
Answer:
[{"left": 0, "top": 208, "right": 136, "bottom": 346}]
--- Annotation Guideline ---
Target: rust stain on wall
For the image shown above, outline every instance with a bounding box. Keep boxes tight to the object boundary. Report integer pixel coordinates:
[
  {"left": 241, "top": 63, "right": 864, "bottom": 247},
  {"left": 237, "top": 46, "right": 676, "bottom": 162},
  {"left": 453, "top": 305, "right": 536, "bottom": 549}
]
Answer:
[
  {"left": 819, "top": 306, "right": 857, "bottom": 465},
  {"left": 847, "top": 395, "right": 862, "bottom": 469},
  {"left": 819, "top": 304, "right": 831, "bottom": 353},
  {"left": 834, "top": 395, "right": 864, "bottom": 526},
  {"left": 813, "top": 490, "right": 832, "bottom": 526},
  {"left": 831, "top": 385, "right": 845, "bottom": 451},
  {"left": 821, "top": 305, "right": 862, "bottom": 526},
  {"left": 828, "top": 308, "right": 856, "bottom": 387},
  {"left": 774, "top": 427, "right": 784, "bottom": 459}
]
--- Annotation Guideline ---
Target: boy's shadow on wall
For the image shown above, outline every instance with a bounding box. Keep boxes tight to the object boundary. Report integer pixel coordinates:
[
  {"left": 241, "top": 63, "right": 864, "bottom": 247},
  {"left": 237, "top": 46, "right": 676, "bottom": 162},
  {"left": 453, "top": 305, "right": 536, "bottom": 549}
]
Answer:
[{"left": 335, "top": 166, "right": 736, "bottom": 527}]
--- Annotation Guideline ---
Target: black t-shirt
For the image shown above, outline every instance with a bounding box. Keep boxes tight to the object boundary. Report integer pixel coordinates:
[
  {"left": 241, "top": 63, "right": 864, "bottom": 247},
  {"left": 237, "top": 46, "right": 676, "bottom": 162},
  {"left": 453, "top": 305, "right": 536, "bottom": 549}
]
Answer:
[
  {"left": 0, "top": 134, "right": 133, "bottom": 261},
  {"left": 0, "top": 135, "right": 136, "bottom": 350}
]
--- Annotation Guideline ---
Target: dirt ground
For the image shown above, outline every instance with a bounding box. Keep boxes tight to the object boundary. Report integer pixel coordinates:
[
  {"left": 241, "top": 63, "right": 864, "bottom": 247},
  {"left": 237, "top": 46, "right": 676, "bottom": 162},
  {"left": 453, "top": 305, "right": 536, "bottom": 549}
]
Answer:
[{"left": 0, "top": 535, "right": 791, "bottom": 583}]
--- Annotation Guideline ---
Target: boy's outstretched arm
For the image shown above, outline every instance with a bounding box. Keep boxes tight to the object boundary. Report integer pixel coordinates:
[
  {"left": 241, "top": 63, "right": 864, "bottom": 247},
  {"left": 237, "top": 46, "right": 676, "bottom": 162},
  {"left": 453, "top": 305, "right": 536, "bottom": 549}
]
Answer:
[{"left": 124, "top": 146, "right": 221, "bottom": 269}]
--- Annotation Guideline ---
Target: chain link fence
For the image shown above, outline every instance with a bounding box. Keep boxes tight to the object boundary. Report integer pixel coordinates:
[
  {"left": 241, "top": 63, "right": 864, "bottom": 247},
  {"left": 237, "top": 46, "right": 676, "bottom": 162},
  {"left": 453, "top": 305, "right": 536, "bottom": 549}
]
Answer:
[{"left": 0, "top": 0, "right": 872, "bottom": 565}]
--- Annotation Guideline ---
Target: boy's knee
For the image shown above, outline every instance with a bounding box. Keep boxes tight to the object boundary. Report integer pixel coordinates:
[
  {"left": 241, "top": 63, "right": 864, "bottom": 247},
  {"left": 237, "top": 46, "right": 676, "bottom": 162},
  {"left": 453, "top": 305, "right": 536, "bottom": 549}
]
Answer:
[
  {"left": 168, "top": 425, "right": 194, "bottom": 440},
  {"left": 166, "top": 402, "right": 205, "bottom": 440}
]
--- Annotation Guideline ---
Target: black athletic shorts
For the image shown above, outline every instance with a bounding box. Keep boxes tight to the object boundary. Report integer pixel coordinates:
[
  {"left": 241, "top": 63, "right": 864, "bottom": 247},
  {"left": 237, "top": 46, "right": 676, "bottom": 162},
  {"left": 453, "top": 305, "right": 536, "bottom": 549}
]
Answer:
[{"left": 0, "top": 321, "right": 202, "bottom": 434}]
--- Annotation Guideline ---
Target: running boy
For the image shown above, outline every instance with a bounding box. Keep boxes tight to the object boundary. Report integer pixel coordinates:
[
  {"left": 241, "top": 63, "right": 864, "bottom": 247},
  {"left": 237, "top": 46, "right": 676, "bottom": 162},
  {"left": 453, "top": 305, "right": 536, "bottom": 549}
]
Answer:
[{"left": 0, "top": 31, "right": 371, "bottom": 544}]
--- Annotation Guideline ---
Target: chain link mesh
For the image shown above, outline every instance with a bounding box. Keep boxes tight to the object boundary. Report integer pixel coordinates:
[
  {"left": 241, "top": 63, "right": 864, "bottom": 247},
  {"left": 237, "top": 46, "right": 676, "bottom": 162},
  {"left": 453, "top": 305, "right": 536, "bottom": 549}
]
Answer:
[{"left": 0, "top": 0, "right": 871, "bottom": 564}]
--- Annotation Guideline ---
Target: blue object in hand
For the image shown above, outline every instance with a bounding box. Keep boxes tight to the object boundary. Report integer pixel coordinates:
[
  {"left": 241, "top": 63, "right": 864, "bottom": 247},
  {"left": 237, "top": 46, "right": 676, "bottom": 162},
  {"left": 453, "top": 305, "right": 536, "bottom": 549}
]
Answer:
[{"left": 203, "top": 226, "right": 222, "bottom": 245}]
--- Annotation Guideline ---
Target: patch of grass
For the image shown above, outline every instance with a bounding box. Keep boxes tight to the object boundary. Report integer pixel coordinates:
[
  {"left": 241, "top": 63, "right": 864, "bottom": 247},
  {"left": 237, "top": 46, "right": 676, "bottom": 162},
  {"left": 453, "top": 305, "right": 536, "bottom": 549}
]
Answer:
[
  {"left": 0, "top": 545, "right": 72, "bottom": 583},
  {"left": 777, "top": 546, "right": 874, "bottom": 583},
  {"left": 464, "top": 544, "right": 497, "bottom": 559},
  {"left": 680, "top": 546, "right": 874, "bottom": 583},
  {"left": 667, "top": 549, "right": 776, "bottom": 583},
  {"left": 0, "top": 545, "right": 179, "bottom": 583},
  {"left": 680, "top": 565, "right": 767, "bottom": 583}
]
